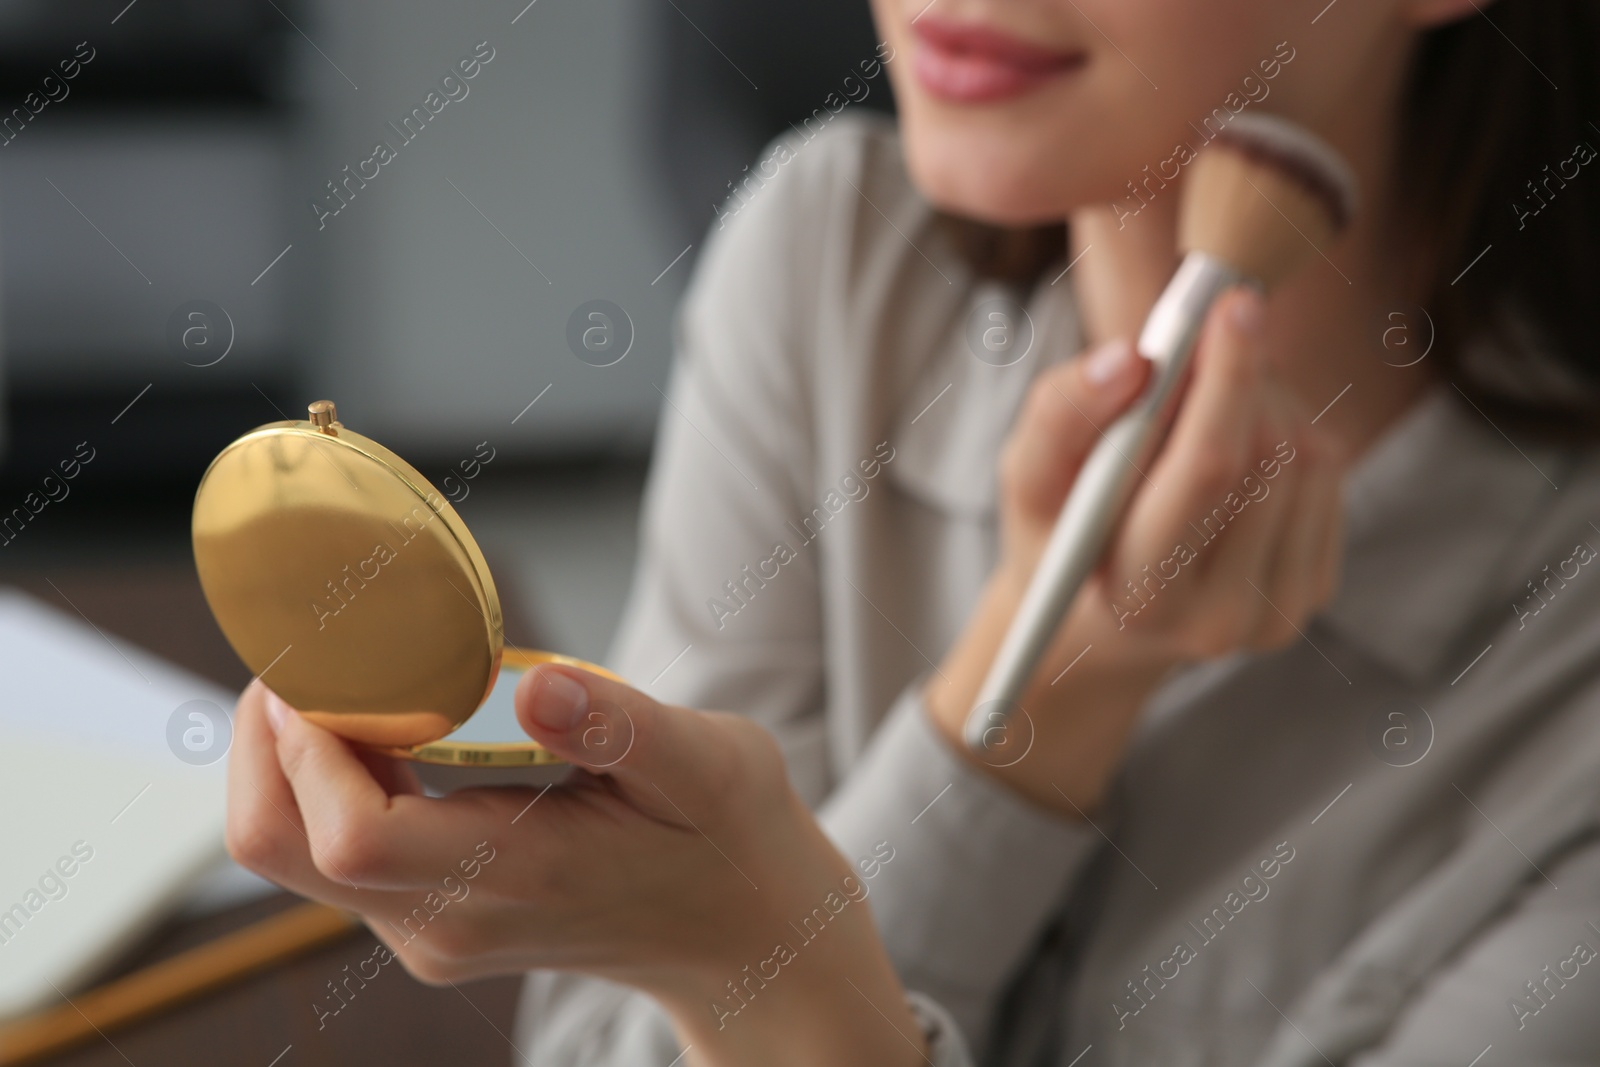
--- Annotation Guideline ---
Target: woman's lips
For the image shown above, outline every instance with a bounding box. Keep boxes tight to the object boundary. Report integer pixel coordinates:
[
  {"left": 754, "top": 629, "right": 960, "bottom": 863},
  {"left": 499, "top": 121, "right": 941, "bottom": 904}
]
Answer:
[{"left": 911, "top": 16, "right": 1086, "bottom": 103}]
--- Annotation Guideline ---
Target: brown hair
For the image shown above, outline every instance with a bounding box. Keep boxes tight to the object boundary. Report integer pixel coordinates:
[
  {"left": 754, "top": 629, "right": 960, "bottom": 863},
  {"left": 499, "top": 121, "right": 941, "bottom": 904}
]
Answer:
[
  {"left": 946, "top": 3, "right": 1600, "bottom": 441},
  {"left": 1401, "top": 1, "right": 1600, "bottom": 440}
]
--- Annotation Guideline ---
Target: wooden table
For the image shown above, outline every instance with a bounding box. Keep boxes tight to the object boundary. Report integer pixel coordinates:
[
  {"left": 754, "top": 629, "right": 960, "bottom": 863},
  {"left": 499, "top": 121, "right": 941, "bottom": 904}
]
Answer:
[{"left": 3, "top": 562, "right": 538, "bottom": 1067}]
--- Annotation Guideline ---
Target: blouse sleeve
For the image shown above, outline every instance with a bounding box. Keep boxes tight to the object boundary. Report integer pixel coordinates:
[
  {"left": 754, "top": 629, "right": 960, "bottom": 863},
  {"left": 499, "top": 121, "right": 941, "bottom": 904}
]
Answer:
[
  {"left": 819, "top": 682, "right": 1102, "bottom": 1047},
  {"left": 908, "top": 991, "right": 981, "bottom": 1066}
]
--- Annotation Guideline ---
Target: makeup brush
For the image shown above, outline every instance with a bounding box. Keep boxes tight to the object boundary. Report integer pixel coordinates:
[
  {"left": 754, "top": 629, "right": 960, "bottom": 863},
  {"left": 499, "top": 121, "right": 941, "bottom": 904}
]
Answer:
[{"left": 962, "top": 112, "right": 1358, "bottom": 753}]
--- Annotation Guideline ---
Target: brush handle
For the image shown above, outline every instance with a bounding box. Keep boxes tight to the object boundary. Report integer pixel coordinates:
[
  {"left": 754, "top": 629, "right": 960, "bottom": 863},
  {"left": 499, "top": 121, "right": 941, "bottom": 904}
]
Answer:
[{"left": 961, "top": 252, "right": 1240, "bottom": 753}]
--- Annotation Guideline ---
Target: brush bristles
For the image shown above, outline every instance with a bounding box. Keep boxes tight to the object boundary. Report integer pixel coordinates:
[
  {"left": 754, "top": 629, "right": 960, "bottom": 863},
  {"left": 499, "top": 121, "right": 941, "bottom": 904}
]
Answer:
[{"left": 1178, "top": 114, "right": 1357, "bottom": 290}]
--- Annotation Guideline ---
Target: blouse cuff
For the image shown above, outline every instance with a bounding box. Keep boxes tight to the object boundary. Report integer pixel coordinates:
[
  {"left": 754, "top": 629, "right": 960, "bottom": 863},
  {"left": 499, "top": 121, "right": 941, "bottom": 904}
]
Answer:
[
  {"left": 906, "top": 991, "right": 977, "bottom": 1067},
  {"left": 818, "top": 682, "right": 1100, "bottom": 1043}
]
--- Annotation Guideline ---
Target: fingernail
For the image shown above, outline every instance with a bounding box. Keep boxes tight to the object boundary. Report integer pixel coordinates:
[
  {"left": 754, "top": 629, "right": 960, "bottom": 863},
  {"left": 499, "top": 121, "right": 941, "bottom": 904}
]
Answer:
[
  {"left": 1230, "top": 289, "right": 1265, "bottom": 335},
  {"left": 263, "top": 691, "right": 289, "bottom": 736},
  {"left": 528, "top": 668, "right": 589, "bottom": 733},
  {"left": 1083, "top": 339, "right": 1134, "bottom": 387}
]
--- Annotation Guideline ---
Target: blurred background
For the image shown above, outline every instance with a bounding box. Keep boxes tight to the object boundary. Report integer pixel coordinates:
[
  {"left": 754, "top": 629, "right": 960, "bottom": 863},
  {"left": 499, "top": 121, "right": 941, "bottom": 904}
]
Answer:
[
  {"left": 0, "top": 1, "right": 891, "bottom": 1062},
  {"left": 0, "top": 0, "right": 891, "bottom": 662}
]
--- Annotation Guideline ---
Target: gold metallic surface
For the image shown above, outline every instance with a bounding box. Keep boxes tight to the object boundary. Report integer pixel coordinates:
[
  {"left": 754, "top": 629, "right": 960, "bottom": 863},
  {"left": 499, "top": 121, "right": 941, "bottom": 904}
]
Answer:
[
  {"left": 193, "top": 403, "right": 627, "bottom": 767},
  {"left": 193, "top": 405, "right": 505, "bottom": 748}
]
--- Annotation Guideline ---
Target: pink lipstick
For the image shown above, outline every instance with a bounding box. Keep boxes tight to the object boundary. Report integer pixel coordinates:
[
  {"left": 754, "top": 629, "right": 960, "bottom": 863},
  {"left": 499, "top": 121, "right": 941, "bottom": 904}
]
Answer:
[{"left": 912, "top": 16, "right": 1086, "bottom": 103}]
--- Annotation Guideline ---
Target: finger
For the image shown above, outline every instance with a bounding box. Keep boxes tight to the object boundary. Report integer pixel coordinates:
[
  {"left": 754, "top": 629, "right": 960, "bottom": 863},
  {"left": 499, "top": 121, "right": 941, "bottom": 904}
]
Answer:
[
  {"left": 1152, "top": 287, "right": 1268, "bottom": 494},
  {"left": 516, "top": 664, "right": 755, "bottom": 826},
  {"left": 269, "top": 690, "right": 529, "bottom": 889},
  {"left": 225, "top": 683, "right": 384, "bottom": 906},
  {"left": 1249, "top": 437, "right": 1330, "bottom": 646},
  {"left": 1197, "top": 425, "right": 1300, "bottom": 647},
  {"left": 226, "top": 683, "right": 487, "bottom": 951},
  {"left": 1115, "top": 294, "right": 1264, "bottom": 583},
  {"left": 1314, "top": 486, "right": 1347, "bottom": 608},
  {"left": 1001, "top": 338, "right": 1150, "bottom": 519},
  {"left": 1120, "top": 289, "right": 1269, "bottom": 577},
  {"left": 1302, "top": 432, "right": 1350, "bottom": 610},
  {"left": 1238, "top": 454, "right": 1305, "bottom": 648},
  {"left": 225, "top": 681, "right": 315, "bottom": 882},
  {"left": 355, "top": 746, "right": 425, "bottom": 798}
]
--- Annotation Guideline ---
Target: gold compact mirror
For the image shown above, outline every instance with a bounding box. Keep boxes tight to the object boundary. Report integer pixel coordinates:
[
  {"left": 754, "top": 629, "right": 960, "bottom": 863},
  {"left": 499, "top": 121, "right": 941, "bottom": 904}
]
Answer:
[{"left": 192, "top": 400, "right": 619, "bottom": 779}]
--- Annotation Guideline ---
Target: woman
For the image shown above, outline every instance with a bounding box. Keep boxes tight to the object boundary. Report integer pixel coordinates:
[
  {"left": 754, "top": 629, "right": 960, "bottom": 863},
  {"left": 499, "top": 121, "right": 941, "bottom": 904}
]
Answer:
[{"left": 226, "top": 0, "right": 1600, "bottom": 1063}]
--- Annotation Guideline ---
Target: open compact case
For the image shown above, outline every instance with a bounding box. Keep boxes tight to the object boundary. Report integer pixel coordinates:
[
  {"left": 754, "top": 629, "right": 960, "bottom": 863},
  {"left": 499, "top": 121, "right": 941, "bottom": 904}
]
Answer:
[{"left": 192, "top": 400, "right": 622, "bottom": 790}]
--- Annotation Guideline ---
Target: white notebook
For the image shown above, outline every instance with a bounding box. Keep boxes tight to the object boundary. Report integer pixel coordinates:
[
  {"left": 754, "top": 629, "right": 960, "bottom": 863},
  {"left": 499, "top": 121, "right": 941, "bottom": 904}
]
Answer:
[{"left": 0, "top": 588, "right": 241, "bottom": 1020}]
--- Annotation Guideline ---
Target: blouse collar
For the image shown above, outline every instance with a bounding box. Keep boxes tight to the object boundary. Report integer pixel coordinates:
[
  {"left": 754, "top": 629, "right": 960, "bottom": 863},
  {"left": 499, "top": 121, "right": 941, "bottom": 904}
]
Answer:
[{"left": 1317, "top": 381, "right": 1574, "bottom": 685}]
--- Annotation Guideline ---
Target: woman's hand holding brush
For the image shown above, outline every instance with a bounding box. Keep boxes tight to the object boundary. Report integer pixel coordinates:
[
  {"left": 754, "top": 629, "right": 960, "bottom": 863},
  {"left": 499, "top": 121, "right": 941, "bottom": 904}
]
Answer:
[{"left": 924, "top": 286, "right": 1349, "bottom": 817}]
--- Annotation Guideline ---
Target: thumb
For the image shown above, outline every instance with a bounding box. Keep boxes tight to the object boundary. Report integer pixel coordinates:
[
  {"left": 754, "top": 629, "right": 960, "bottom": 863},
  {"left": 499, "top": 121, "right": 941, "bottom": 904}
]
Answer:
[
  {"left": 1002, "top": 338, "right": 1149, "bottom": 521},
  {"left": 514, "top": 664, "right": 738, "bottom": 819}
]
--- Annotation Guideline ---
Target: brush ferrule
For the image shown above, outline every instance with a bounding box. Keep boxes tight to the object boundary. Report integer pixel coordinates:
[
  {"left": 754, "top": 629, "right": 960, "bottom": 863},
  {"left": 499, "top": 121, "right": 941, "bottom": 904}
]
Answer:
[{"left": 1137, "top": 251, "right": 1242, "bottom": 383}]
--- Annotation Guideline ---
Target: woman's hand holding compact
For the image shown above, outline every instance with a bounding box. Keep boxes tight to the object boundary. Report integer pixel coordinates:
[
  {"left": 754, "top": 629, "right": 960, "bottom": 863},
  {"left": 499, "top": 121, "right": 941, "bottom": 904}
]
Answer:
[
  {"left": 926, "top": 287, "right": 1350, "bottom": 817},
  {"left": 225, "top": 667, "right": 926, "bottom": 1067}
]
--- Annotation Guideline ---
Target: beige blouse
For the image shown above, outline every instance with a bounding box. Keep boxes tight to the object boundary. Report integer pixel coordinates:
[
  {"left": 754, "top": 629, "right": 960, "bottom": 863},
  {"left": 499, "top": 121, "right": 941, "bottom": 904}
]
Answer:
[{"left": 515, "top": 114, "right": 1600, "bottom": 1066}]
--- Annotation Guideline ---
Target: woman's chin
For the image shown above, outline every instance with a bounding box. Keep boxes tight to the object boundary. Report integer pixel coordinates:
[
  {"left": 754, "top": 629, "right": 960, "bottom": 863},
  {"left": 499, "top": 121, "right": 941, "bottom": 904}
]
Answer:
[{"left": 899, "top": 130, "right": 1101, "bottom": 228}]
